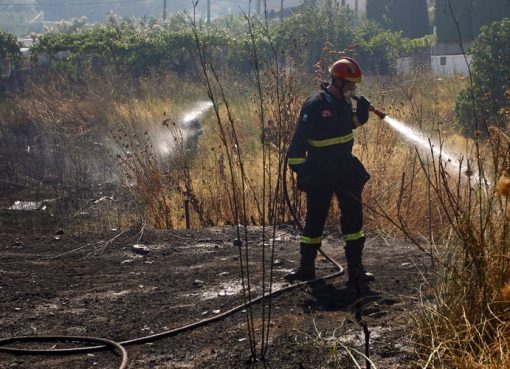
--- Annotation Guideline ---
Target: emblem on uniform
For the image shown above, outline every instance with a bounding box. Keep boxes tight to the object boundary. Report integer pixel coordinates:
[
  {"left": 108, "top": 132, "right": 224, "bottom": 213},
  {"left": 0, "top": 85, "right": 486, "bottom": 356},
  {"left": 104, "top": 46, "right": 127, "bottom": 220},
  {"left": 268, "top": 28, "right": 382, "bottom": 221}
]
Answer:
[
  {"left": 321, "top": 110, "right": 332, "bottom": 117},
  {"left": 302, "top": 113, "right": 309, "bottom": 122}
]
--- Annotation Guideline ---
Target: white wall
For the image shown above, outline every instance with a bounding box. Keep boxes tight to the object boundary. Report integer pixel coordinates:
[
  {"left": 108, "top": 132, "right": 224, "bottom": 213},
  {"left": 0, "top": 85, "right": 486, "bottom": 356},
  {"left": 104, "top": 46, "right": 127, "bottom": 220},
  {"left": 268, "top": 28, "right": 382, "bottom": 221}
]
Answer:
[
  {"left": 396, "top": 56, "right": 413, "bottom": 75},
  {"left": 431, "top": 54, "right": 472, "bottom": 76},
  {"left": 396, "top": 54, "right": 472, "bottom": 76}
]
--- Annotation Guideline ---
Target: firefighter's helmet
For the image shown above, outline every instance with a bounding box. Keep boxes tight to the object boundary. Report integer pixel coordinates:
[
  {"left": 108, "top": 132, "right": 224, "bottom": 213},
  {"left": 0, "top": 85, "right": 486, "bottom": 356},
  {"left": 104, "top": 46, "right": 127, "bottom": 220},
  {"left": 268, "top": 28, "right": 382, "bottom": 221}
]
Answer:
[{"left": 329, "top": 57, "right": 362, "bottom": 83}]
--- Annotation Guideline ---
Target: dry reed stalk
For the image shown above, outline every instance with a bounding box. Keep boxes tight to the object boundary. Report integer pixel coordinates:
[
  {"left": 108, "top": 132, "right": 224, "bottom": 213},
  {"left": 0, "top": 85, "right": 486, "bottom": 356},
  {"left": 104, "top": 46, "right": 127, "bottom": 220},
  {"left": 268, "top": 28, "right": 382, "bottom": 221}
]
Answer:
[{"left": 411, "top": 118, "right": 510, "bottom": 368}]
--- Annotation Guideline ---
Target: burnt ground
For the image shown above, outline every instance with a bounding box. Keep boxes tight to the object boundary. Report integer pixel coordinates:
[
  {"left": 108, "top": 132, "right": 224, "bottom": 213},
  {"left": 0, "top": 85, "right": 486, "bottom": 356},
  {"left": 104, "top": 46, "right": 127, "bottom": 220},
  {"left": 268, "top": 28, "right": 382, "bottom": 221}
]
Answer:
[{"left": 0, "top": 225, "right": 434, "bottom": 369}]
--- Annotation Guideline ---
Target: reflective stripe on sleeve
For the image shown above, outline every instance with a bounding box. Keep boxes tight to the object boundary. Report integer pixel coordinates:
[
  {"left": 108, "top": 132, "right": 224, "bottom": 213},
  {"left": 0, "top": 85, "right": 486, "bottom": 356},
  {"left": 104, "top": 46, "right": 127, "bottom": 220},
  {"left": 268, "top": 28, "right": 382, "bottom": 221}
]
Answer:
[
  {"left": 343, "top": 231, "right": 365, "bottom": 242},
  {"left": 308, "top": 133, "right": 353, "bottom": 147},
  {"left": 288, "top": 157, "right": 306, "bottom": 165},
  {"left": 300, "top": 235, "right": 322, "bottom": 245}
]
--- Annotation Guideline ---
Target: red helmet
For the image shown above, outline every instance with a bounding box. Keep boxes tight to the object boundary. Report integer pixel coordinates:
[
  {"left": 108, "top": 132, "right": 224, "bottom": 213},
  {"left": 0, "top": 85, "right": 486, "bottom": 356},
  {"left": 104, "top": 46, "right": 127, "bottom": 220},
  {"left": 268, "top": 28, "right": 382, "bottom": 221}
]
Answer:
[{"left": 329, "top": 57, "right": 362, "bottom": 83}]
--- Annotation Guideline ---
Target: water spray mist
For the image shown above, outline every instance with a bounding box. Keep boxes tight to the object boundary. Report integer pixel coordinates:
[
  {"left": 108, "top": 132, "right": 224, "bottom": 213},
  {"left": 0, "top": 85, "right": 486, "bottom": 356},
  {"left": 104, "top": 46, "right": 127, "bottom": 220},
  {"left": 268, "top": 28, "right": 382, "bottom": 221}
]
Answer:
[
  {"left": 354, "top": 96, "right": 484, "bottom": 184},
  {"left": 156, "top": 101, "right": 213, "bottom": 157}
]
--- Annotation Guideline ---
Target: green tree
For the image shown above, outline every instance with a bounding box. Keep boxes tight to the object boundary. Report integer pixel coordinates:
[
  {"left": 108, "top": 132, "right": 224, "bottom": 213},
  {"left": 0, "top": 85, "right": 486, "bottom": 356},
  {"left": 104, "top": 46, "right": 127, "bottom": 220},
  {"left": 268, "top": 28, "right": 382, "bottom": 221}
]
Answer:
[
  {"left": 366, "top": 0, "right": 429, "bottom": 38},
  {"left": 28, "top": 2, "right": 425, "bottom": 79},
  {"left": 455, "top": 17, "right": 510, "bottom": 132},
  {"left": 471, "top": 0, "right": 510, "bottom": 36},
  {"left": 0, "top": 30, "right": 19, "bottom": 82},
  {"left": 0, "top": 29, "right": 20, "bottom": 64},
  {"left": 354, "top": 19, "right": 432, "bottom": 74},
  {"left": 366, "top": 0, "right": 392, "bottom": 29},
  {"left": 435, "top": 0, "right": 473, "bottom": 42},
  {"left": 275, "top": 1, "right": 355, "bottom": 72},
  {"left": 392, "top": 0, "right": 429, "bottom": 38}
]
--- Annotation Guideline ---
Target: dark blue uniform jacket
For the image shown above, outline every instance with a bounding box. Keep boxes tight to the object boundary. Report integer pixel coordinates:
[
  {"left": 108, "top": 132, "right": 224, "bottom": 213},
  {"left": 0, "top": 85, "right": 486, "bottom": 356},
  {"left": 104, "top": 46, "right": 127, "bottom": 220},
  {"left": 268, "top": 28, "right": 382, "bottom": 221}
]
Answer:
[{"left": 287, "top": 84, "right": 370, "bottom": 187}]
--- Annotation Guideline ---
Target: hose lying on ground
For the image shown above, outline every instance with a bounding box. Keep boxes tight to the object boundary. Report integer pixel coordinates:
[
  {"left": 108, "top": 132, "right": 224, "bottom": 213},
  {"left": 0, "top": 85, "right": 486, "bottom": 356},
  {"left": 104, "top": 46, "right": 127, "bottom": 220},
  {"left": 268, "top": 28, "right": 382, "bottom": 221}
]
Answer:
[
  {"left": 0, "top": 251, "right": 344, "bottom": 369},
  {"left": 1, "top": 158, "right": 344, "bottom": 368},
  {"left": 0, "top": 336, "right": 129, "bottom": 369}
]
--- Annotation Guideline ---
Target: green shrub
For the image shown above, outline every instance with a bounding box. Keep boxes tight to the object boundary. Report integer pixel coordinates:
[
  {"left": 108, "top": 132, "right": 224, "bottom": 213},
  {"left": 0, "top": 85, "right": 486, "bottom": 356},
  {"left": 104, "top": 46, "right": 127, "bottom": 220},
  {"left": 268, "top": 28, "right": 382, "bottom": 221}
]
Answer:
[
  {"left": 0, "top": 29, "right": 20, "bottom": 62},
  {"left": 367, "top": 0, "right": 429, "bottom": 38},
  {"left": 28, "top": 3, "right": 429, "bottom": 79},
  {"left": 455, "top": 17, "right": 510, "bottom": 133},
  {"left": 435, "top": 0, "right": 473, "bottom": 42},
  {"left": 455, "top": 87, "right": 477, "bottom": 134}
]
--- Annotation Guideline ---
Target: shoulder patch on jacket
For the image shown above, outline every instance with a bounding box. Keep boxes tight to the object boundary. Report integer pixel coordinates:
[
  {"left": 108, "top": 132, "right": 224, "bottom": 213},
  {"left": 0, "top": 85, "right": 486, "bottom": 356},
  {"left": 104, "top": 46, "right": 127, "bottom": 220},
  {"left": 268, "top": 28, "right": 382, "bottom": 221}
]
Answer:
[{"left": 302, "top": 113, "right": 309, "bottom": 122}]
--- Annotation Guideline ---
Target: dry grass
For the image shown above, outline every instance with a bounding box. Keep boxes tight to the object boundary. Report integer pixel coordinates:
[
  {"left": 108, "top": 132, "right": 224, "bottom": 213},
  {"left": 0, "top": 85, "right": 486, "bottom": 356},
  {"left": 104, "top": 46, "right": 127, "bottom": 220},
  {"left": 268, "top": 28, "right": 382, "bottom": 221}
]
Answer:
[
  {"left": 409, "top": 94, "right": 510, "bottom": 367},
  {"left": 355, "top": 73, "right": 470, "bottom": 239},
  {"left": 2, "top": 68, "right": 510, "bottom": 367},
  {"left": 346, "top": 75, "right": 510, "bottom": 368},
  {"left": 0, "top": 70, "right": 475, "bottom": 234}
]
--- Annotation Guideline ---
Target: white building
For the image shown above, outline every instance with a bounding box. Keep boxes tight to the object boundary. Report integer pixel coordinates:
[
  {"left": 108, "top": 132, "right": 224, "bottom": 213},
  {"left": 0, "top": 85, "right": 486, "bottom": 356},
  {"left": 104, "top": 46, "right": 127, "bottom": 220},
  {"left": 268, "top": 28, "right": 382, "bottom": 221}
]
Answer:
[
  {"left": 397, "top": 32, "right": 473, "bottom": 76},
  {"left": 430, "top": 54, "right": 472, "bottom": 75},
  {"left": 430, "top": 41, "right": 472, "bottom": 76}
]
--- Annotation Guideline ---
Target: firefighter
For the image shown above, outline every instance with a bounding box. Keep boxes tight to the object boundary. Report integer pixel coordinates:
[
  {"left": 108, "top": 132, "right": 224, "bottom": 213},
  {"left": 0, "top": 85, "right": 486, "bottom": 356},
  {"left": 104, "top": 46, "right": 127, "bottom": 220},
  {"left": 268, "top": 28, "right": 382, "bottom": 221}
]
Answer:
[{"left": 286, "top": 57, "right": 374, "bottom": 291}]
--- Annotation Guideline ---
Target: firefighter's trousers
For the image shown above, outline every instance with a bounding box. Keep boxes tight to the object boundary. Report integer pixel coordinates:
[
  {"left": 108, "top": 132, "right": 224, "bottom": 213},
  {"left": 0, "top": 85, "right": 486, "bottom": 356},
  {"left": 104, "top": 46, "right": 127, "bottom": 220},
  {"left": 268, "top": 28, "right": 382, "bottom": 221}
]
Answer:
[{"left": 301, "top": 180, "right": 364, "bottom": 247}]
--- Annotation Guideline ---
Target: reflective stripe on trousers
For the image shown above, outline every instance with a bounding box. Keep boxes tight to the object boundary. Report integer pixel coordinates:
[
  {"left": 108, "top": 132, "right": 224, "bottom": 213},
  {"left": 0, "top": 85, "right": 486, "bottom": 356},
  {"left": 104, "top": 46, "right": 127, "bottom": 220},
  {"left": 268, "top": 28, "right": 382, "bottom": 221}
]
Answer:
[
  {"left": 343, "top": 231, "right": 365, "bottom": 242},
  {"left": 300, "top": 235, "right": 322, "bottom": 245},
  {"left": 302, "top": 180, "right": 364, "bottom": 247}
]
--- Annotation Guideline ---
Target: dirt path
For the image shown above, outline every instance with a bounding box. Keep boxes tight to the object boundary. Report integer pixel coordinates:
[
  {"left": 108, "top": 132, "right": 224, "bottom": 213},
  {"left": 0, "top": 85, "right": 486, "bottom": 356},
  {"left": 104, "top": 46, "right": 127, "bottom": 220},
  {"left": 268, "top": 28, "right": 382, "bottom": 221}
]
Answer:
[{"left": 0, "top": 226, "right": 432, "bottom": 368}]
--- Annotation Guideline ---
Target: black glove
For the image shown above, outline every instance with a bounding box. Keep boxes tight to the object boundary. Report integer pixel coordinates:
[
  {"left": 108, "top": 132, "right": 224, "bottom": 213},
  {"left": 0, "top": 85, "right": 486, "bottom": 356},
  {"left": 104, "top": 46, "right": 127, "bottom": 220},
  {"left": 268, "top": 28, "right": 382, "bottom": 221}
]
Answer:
[{"left": 356, "top": 95, "right": 371, "bottom": 123}]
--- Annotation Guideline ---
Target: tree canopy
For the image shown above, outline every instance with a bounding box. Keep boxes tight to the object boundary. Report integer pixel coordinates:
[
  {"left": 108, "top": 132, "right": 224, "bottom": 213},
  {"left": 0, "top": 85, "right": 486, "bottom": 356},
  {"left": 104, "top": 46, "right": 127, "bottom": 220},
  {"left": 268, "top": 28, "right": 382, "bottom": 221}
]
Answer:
[
  {"left": 0, "top": 29, "right": 20, "bottom": 61},
  {"left": 435, "top": 0, "right": 510, "bottom": 42},
  {"left": 366, "top": 0, "right": 429, "bottom": 38},
  {"left": 471, "top": 0, "right": 510, "bottom": 36},
  {"left": 28, "top": 4, "right": 430, "bottom": 79},
  {"left": 455, "top": 17, "right": 510, "bottom": 132}
]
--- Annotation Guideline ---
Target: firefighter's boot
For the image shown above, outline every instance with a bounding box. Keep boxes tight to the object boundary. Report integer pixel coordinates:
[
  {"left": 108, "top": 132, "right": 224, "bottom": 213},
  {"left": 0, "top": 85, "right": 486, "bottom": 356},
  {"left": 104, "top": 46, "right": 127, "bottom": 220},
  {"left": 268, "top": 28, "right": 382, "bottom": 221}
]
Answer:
[
  {"left": 285, "top": 243, "right": 319, "bottom": 282},
  {"left": 345, "top": 238, "right": 375, "bottom": 291}
]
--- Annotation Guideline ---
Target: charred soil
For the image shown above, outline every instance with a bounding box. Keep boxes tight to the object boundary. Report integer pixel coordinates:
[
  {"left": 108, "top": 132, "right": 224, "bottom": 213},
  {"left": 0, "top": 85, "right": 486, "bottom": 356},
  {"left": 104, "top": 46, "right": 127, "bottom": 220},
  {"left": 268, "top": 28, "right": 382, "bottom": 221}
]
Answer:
[{"left": 0, "top": 226, "right": 433, "bottom": 368}]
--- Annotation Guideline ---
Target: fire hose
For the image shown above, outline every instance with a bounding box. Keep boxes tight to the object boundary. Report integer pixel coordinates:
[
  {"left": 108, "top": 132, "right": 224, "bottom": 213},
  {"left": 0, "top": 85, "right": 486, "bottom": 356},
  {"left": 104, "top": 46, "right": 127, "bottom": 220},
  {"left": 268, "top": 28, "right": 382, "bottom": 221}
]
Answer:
[
  {"left": 0, "top": 176, "right": 344, "bottom": 369},
  {"left": 0, "top": 252, "right": 344, "bottom": 369},
  {"left": 0, "top": 101, "right": 386, "bottom": 368}
]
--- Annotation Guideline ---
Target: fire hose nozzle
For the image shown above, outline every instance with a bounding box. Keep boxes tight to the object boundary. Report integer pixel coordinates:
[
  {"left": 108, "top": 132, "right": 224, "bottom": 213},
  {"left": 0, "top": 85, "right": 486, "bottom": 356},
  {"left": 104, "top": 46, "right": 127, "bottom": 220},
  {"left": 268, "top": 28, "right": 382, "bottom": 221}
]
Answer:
[
  {"left": 352, "top": 96, "right": 387, "bottom": 120},
  {"left": 371, "top": 107, "right": 387, "bottom": 120}
]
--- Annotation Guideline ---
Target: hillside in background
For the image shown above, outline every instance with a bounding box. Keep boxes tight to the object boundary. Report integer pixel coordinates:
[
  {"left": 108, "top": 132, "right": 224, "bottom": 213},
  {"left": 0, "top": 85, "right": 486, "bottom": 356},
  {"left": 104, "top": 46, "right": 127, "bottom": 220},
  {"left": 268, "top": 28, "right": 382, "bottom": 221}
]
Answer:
[{"left": 0, "top": 0, "right": 302, "bottom": 35}]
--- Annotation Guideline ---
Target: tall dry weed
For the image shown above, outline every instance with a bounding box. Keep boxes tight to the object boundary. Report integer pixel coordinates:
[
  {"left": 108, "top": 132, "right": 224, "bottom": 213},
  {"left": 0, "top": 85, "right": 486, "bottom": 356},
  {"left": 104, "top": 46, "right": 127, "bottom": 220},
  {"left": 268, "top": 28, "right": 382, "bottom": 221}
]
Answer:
[
  {"left": 0, "top": 73, "right": 128, "bottom": 231},
  {"left": 411, "top": 91, "right": 510, "bottom": 368}
]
